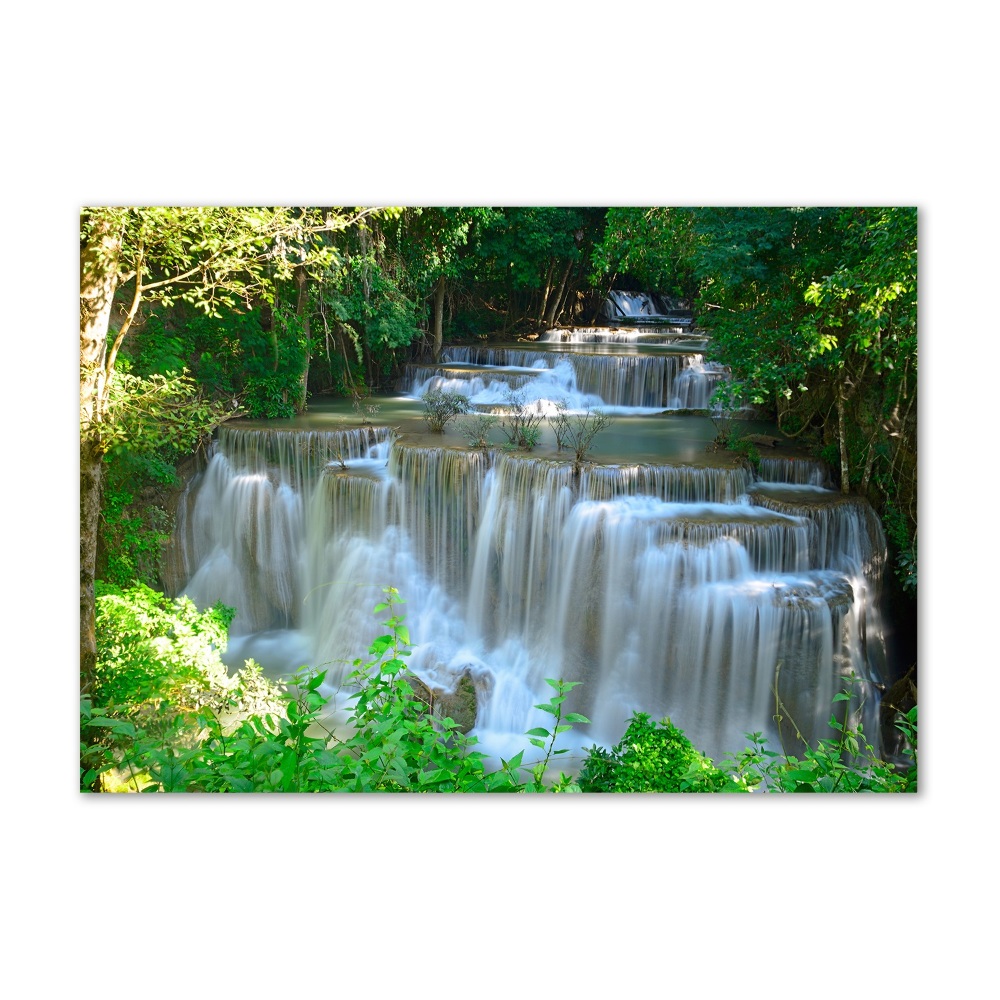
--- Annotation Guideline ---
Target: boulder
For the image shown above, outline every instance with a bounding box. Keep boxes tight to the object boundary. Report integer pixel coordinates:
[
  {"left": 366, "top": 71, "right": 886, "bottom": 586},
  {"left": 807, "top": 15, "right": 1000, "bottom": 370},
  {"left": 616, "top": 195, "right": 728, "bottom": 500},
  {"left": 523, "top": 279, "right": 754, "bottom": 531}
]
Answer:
[
  {"left": 408, "top": 669, "right": 481, "bottom": 735},
  {"left": 746, "top": 434, "right": 782, "bottom": 448}
]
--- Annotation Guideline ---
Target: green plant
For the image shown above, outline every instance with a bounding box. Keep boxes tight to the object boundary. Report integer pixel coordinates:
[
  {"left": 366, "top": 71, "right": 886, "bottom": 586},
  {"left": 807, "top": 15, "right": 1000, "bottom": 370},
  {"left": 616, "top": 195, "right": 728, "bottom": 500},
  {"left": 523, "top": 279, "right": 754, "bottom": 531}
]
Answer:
[
  {"left": 720, "top": 682, "right": 917, "bottom": 792},
  {"left": 548, "top": 403, "right": 614, "bottom": 467},
  {"left": 709, "top": 412, "right": 761, "bottom": 472},
  {"left": 578, "top": 712, "right": 734, "bottom": 792},
  {"left": 728, "top": 435, "right": 761, "bottom": 472},
  {"left": 81, "top": 583, "right": 287, "bottom": 791},
  {"left": 98, "top": 484, "right": 171, "bottom": 588},
  {"left": 497, "top": 387, "right": 545, "bottom": 450},
  {"left": 456, "top": 412, "right": 499, "bottom": 448},
  {"left": 523, "top": 678, "right": 590, "bottom": 792},
  {"left": 349, "top": 384, "right": 382, "bottom": 426},
  {"left": 882, "top": 500, "right": 917, "bottom": 595},
  {"left": 421, "top": 388, "right": 472, "bottom": 432},
  {"left": 85, "top": 586, "right": 910, "bottom": 795}
]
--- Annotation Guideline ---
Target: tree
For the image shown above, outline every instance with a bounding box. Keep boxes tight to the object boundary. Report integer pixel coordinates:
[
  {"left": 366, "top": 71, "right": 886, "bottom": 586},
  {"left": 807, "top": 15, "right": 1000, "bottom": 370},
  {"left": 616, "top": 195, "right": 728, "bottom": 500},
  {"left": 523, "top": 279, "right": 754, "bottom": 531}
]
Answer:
[
  {"left": 80, "top": 206, "right": 381, "bottom": 691},
  {"left": 691, "top": 206, "right": 917, "bottom": 584},
  {"left": 398, "top": 207, "right": 499, "bottom": 359},
  {"left": 472, "top": 207, "right": 606, "bottom": 330},
  {"left": 590, "top": 206, "right": 701, "bottom": 303}
]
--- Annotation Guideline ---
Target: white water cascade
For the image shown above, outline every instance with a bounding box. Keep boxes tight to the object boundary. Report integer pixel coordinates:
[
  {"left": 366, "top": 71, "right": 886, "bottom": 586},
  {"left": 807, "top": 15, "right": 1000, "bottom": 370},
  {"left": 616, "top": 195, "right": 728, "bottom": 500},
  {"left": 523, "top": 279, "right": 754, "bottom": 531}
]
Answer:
[{"left": 171, "top": 326, "right": 890, "bottom": 766}]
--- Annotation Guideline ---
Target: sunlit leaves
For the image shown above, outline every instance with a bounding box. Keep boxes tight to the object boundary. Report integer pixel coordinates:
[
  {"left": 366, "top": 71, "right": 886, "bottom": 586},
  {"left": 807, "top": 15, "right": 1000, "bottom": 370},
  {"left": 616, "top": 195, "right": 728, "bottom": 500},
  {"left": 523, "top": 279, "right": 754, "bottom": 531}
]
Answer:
[{"left": 96, "top": 366, "right": 229, "bottom": 458}]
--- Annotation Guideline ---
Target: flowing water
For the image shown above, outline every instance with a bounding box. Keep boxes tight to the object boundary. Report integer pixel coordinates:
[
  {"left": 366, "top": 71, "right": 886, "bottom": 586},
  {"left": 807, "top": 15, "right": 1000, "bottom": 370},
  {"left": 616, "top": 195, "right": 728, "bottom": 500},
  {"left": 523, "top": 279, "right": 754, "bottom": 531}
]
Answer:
[{"left": 169, "top": 315, "right": 892, "bottom": 768}]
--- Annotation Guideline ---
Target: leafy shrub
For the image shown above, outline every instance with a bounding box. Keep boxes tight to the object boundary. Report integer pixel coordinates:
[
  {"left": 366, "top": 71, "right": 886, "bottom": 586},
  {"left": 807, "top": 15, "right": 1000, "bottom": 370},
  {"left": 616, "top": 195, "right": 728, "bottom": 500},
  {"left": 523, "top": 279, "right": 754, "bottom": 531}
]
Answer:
[
  {"left": 243, "top": 374, "right": 298, "bottom": 419},
  {"left": 497, "top": 388, "right": 544, "bottom": 450},
  {"left": 578, "top": 712, "right": 733, "bottom": 792},
  {"left": 82, "top": 583, "right": 287, "bottom": 791},
  {"left": 727, "top": 435, "right": 761, "bottom": 472},
  {"left": 421, "top": 389, "right": 471, "bottom": 432},
  {"left": 91, "top": 583, "right": 236, "bottom": 711},
  {"left": 456, "top": 413, "right": 499, "bottom": 448},
  {"left": 548, "top": 403, "right": 614, "bottom": 467},
  {"left": 97, "top": 447, "right": 182, "bottom": 589},
  {"left": 721, "top": 695, "right": 917, "bottom": 792}
]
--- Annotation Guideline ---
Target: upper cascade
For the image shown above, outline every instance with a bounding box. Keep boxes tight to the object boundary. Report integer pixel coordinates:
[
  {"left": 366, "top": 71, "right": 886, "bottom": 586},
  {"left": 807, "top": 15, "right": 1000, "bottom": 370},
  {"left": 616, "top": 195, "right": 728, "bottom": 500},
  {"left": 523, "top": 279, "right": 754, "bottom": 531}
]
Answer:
[{"left": 600, "top": 290, "right": 695, "bottom": 327}]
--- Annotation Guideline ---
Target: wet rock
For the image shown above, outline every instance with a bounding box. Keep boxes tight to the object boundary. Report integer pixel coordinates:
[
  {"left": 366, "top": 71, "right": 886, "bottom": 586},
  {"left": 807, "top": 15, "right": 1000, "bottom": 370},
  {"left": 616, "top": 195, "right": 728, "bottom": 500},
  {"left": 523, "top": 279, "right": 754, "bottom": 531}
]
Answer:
[
  {"left": 408, "top": 669, "right": 481, "bottom": 734},
  {"left": 879, "top": 666, "right": 917, "bottom": 763},
  {"left": 746, "top": 434, "right": 782, "bottom": 448}
]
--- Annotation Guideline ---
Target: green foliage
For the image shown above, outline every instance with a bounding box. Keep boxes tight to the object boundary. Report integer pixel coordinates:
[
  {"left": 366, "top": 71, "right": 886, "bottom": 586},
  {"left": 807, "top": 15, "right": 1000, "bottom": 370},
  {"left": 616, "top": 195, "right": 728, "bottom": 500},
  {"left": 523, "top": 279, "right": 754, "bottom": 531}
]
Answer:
[
  {"left": 523, "top": 678, "right": 590, "bottom": 792},
  {"left": 421, "top": 388, "right": 472, "bottom": 432},
  {"left": 91, "top": 582, "right": 236, "bottom": 712},
  {"left": 591, "top": 207, "right": 700, "bottom": 300},
  {"left": 599, "top": 207, "right": 917, "bottom": 579},
  {"left": 456, "top": 412, "right": 499, "bottom": 448},
  {"left": 722, "top": 700, "right": 917, "bottom": 793},
  {"left": 579, "top": 712, "right": 733, "bottom": 792},
  {"left": 99, "top": 362, "right": 229, "bottom": 458},
  {"left": 497, "top": 388, "right": 545, "bottom": 450},
  {"left": 98, "top": 480, "right": 171, "bottom": 588},
  {"left": 726, "top": 436, "right": 762, "bottom": 472},
  {"left": 881, "top": 496, "right": 918, "bottom": 595},
  {"left": 82, "top": 583, "right": 284, "bottom": 791},
  {"left": 97, "top": 346, "right": 226, "bottom": 586},
  {"left": 175, "top": 305, "right": 305, "bottom": 418},
  {"left": 82, "top": 206, "right": 373, "bottom": 319},
  {"left": 709, "top": 411, "right": 761, "bottom": 472}
]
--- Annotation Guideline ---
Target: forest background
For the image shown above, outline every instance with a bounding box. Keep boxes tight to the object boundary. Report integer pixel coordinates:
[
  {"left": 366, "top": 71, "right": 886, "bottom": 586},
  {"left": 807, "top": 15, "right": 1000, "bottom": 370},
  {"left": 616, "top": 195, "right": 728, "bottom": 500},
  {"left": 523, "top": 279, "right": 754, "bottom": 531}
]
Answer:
[{"left": 8, "top": 2, "right": 996, "bottom": 998}]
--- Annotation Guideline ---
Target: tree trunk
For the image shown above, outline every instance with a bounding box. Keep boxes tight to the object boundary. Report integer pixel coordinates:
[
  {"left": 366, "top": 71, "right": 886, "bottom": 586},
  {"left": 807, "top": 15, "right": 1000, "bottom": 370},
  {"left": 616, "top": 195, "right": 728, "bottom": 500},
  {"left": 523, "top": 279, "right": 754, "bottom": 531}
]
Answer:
[
  {"left": 80, "top": 442, "right": 103, "bottom": 696},
  {"left": 79, "top": 213, "right": 121, "bottom": 694},
  {"left": 80, "top": 216, "right": 120, "bottom": 434},
  {"left": 538, "top": 259, "right": 556, "bottom": 324},
  {"left": 296, "top": 269, "right": 310, "bottom": 412},
  {"left": 837, "top": 385, "right": 850, "bottom": 494},
  {"left": 589, "top": 274, "right": 617, "bottom": 324},
  {"left": 545, "top": 259, "right": 573, "bottom": 329},
  {"left": 860, "top": 433, "right": 876, "bottom": 494},
  {"left": 432, "top": 274, "right": 446, "bottom": 362}
]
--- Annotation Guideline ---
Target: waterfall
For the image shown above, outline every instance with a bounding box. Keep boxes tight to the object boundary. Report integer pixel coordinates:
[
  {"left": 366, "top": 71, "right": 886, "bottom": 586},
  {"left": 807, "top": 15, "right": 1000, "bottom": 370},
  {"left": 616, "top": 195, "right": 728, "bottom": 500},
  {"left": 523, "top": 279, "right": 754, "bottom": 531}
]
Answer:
[
  {"left": 418, "top": 346, "right": 727, "bottom": 411},
  {"left": 600, "top": 290, "right": 695, "bottom": 327},
  {"left": 172, "top": 324, "right": 892, "bottom": 767}
]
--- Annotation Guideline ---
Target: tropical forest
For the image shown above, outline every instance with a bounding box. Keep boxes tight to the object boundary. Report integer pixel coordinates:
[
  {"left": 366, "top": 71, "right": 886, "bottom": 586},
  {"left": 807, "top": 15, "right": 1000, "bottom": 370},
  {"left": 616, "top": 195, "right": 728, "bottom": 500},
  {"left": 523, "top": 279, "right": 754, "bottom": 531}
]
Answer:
[{"left": 79, "top": 205, "right": 917, "bottom": 793}]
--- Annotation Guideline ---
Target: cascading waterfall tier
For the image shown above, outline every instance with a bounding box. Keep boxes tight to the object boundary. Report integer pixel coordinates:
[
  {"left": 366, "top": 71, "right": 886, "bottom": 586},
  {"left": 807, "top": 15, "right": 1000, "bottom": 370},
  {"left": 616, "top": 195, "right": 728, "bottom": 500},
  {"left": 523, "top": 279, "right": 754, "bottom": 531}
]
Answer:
[
  {"left": 540, "top": 327, "right": 708, "bottom": 347},
  {"left": 757, "top": 456, "right": 832, "bottom": 487},
  {"left": 428, "top": 346, "right": 727, "bottom": 410},
  {"left": 173, "top": 418, "right": 889, "bottom": 765}
]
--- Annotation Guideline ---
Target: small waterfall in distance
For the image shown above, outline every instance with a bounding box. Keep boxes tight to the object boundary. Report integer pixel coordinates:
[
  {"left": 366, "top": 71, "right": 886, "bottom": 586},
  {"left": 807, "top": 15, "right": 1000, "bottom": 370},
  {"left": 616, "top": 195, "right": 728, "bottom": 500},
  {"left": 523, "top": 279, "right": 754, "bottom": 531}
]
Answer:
[{"left": 172, "top": 321, "right": 892, "bottom": 767}]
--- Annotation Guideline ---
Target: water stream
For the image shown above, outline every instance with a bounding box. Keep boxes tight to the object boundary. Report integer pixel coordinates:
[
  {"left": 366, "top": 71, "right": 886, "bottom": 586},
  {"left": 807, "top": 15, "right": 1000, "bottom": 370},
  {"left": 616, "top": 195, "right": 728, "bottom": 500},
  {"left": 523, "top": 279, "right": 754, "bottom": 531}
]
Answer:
[{"left": 169, "top": 314, "right": 891, "bottom": 767}]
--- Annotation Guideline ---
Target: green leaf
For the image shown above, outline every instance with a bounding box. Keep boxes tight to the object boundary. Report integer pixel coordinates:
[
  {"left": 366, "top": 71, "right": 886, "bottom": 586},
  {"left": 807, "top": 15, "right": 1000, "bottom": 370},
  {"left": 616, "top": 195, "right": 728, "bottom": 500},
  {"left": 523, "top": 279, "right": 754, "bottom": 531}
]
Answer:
[
  {"left": 787, "top": 769, "right": 816, "bottom": 782},
  {"left": 305, "top": 670, "right": 328, "bottom": 691}
]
